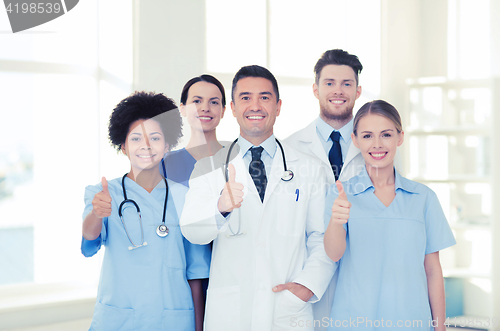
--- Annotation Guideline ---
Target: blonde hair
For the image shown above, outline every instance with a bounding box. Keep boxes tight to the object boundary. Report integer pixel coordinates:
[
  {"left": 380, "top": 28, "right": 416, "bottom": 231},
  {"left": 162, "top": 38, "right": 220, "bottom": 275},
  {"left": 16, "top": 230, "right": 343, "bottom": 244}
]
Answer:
[{"left": 353, "top": 100, "right": 402, "bottom": 136}]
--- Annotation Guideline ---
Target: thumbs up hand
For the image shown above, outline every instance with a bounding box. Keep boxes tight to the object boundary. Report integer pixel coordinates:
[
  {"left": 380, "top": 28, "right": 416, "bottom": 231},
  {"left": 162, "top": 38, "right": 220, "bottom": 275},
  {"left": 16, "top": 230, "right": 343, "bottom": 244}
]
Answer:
[
  {"left": 92, "top": 177, "right": 112, "bottom": 219},
  {"left": 330, "top": 180, "right": 351, "bottom": 225},
  {"left": 325, "top": 181, "right": 350, "bottom": 262},
  {"left": 218, "top": 164, "right": 244, "bottom": 214}
]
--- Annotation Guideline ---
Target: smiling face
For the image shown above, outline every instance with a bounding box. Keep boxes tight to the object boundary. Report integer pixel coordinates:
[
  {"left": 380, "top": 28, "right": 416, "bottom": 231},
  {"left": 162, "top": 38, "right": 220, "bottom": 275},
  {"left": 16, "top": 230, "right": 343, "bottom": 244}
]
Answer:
[
  {"left": 313, "top": 64, "right": 362, "bottom": 128},
  {"left": 122, "top": 119, "right": 169, "bottom": 173},
  {"left": 352, "top": 113, "right": 404, "bottom": 172},
  {"left": 231, "top": 77, "right": 281, "bottom": 145},
  {"left": 181, "top": 81, "right": 225, "bottom": 133}
]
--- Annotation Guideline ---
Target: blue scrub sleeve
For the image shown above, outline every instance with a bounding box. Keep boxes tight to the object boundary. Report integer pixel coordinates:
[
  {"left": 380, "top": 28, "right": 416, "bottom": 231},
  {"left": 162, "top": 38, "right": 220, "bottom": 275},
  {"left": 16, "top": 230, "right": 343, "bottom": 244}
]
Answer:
[
  {"left": 424, "top": 189, "right": 456, "bottom": 254},
  {"left": 81, "top": 184, "right": 108, "bottom": 258},
  {"left": 183, "top": 237, "right": 211, "bottom": 280}
]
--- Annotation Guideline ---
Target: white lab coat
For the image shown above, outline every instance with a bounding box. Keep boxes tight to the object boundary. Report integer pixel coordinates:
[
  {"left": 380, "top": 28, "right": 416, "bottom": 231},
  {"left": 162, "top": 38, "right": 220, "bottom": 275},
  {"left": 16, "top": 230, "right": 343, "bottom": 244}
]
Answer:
[
  {"left": 180, "top": 139, "right": 336, "bottom": 331},
  {"left": 285, "top": 119, "right": 365, "bottom": 186},
  {"left": 285, "top": 119, "right": 403, "bottom": 331}
]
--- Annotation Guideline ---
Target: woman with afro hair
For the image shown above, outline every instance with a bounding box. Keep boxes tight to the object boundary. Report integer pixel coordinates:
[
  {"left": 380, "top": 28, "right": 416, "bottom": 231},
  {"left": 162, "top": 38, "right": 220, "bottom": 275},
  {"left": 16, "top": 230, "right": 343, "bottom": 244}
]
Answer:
[{"left": 81, "top": 91, "right": 210, "bottom": 331}]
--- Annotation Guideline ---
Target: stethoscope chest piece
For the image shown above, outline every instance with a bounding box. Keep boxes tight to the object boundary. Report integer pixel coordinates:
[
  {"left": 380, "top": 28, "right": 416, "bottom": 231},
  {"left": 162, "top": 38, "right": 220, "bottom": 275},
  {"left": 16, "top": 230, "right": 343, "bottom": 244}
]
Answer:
[
  {"left": 120, "top": 173, "right": 170, "bottom": 246},
  {"left": 156, "top": 224, "right": 169, "bottom": 237},
  {"left": 281, "top": 170, "right": 294, "bottom": 181}
]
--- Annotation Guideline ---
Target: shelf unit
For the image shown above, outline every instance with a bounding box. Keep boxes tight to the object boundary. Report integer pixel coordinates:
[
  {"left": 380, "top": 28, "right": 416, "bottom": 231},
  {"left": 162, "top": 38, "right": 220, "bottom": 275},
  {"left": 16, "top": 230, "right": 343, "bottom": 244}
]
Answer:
[{"left": 404, "top": 77, "right": 499, "bottom": 326}]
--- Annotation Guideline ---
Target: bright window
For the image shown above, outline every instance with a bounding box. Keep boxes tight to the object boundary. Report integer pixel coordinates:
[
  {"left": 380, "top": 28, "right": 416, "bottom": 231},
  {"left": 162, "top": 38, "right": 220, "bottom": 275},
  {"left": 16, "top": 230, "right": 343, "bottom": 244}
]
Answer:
[
  {"left": 0, "top": 0, "right": 132, "bottom": 287},
  {"left": 206, "top": 0, "right": 381, "bottom": 138}
]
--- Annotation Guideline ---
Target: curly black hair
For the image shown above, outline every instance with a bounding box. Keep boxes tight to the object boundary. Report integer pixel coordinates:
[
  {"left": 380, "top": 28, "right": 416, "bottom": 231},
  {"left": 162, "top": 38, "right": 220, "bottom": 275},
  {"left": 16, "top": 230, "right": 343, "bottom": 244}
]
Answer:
[{"left": 108, "top": 91, "right": 183, "bottom": 151}]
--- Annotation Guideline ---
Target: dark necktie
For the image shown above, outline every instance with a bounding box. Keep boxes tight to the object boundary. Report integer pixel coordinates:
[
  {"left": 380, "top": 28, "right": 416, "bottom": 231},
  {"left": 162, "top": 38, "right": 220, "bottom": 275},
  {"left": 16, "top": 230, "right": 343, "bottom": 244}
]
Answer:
[
  {"left": 249, "top": 146, "right": 267, "bottom": 202},
  {"left": 329, "top": 131, "right": 343, "bottom": 180}
]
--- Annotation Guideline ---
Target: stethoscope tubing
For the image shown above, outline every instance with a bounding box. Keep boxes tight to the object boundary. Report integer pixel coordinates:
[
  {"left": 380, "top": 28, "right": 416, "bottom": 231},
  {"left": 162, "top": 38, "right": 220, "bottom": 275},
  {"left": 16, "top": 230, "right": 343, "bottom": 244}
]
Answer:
[
  {"left": 224, "top": 138, "right": 293, "bottom": 183},
  {"left": 223, "top": 138, "right": 293, "bottom": 237},
  {"left": 118, "top": 169, "right": 169, "bottom": 249}
]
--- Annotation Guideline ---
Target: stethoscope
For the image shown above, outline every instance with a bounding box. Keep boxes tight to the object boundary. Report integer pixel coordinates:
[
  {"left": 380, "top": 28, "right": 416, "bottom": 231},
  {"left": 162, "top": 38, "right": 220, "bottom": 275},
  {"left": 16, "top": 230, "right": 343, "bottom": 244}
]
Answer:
[
  {"left": 223, "top": 138, "right": 293, "bottom": 237},
  {"left": 118, "top": 165, "right": 169, "bottom": 250},
  {"left": 224, "top": 138, "right": 294, "bottom": 183}
]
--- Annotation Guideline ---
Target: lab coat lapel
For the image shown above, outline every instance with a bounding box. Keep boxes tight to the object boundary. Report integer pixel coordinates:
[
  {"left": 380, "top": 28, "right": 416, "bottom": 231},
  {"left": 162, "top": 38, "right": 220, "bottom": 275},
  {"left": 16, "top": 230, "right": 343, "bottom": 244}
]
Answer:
[
  {"left": 338, "top": 142, "right": 363, "bottom": 182},
  {"left": 263, "top": 152, "right": 281, "bottom": 206},
  {"left": 230, "top": 149, "right": 258, "bottom": 200},
  {"left": 298, "top": 121, "right": 331, "bottom": 168},
  {"left": 342, "top": 142, "right": 360, "bottom": 170},
  {"left": 296, "top": 121, "right": 337, "bottom": 184}
]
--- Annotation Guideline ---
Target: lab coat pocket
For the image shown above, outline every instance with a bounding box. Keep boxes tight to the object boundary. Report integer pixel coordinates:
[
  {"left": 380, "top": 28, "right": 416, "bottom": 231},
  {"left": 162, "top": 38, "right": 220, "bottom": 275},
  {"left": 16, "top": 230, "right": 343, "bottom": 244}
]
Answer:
[
  {"left": 90, "top": 301, "right": 135, "bottom": 331},
  {"left": 161, "top": 308, "right": 194, "bottom": 331},
  {"left": 273, "top": 290, "right": 313, "bottom": 330},
  {"left": 205, "top": 285, "right": 240, "bottom": 331},
  {"left": 274, "top": 187, "right": 304, "bottom": 237}
]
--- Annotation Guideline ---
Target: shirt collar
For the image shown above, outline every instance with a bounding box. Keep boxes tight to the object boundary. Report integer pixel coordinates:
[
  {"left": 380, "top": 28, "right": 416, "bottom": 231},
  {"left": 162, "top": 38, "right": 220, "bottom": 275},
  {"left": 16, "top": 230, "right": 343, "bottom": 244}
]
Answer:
[
  {"left": 350, "top": 166, "right": 373, "bottom": 195},
  {"left": 351, "top": 166, "right": 418, "bottom": 195},
  {"left": 316, "top": 116, "right": 353, "bottom": 145},
  {"left": 339, "top": 119, "right": 353, "bottom": 145},
  {"left": 238, "top": 134, "right": 277, "bottom": 158},
  {"left": 394, "top": 169, "right": 419, "bottom": 194}
]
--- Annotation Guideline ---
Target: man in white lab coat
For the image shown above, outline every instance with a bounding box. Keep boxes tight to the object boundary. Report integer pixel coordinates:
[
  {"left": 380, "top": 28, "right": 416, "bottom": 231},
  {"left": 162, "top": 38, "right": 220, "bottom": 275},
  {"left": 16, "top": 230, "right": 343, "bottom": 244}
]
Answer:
[
  {"left": 285, "top": 49, "right": 364, "bottom": 330},
  {"left": 180, "top": 65, "right": 335, "bottom": 331},
  {"left": 285, "top": 49, "right": 365, "bottom": 186}
]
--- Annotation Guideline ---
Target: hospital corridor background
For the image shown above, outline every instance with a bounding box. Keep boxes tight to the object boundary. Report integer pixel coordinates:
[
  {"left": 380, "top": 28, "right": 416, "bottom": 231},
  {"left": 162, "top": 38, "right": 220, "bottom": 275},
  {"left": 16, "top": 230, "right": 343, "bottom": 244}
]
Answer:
[{"left": 0, "top": 0, "right": 499, "bottom": 330}]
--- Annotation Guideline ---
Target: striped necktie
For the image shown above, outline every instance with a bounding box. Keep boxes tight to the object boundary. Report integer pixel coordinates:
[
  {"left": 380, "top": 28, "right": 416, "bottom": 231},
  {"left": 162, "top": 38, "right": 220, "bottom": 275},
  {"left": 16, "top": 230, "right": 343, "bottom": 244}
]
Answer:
[{"left": 249, "top": 146, "right": 267, "bottom": 202}]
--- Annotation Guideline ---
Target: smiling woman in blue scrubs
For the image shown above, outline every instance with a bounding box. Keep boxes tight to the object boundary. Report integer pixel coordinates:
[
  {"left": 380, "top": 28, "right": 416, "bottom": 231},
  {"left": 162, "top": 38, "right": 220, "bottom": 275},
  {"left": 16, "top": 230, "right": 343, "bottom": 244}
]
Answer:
[
  {"left": 159, "top": 75, "right": 225, "bottom": 329},
  {"left": 161, "top": 74, "right": 226, "bottom": 187},
  {"left": 81, "top": 91, "right": 210, "bottom": 331},
  {"left": 324, "top": 100, "right": 455, "bottom": 331}
]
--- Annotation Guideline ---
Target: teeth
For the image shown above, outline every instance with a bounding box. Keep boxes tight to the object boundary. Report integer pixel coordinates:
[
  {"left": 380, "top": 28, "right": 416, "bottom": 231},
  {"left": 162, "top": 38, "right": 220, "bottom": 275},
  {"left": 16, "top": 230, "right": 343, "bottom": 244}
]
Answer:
[
  {"left": 330, "top": 100, "right": 345, "bottom": 104},
  {"left": 371, "top": 153, "right": 386, "bottom": 158},
  {"left": 199, "top": 116, "right": 212, "bottom": 120},
  {"left": 247, "top": 116, "right": 264, "bottom": 119},
  {"left": 138, "top": 155, "right": 154, "bottom": 158}
]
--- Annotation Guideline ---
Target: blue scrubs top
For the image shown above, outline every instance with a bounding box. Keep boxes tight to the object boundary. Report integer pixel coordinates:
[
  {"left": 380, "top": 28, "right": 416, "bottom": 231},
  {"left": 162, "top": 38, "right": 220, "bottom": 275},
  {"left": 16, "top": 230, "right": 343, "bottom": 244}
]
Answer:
[
  {"left": 81, "top": 177, "right": 211, "bottom": 331},
  {"left": 161, "top": 148, "right": 196, "bottom": 187},
  {"left": 326, "top": 167, "right": 456, "bottom": 330}
]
